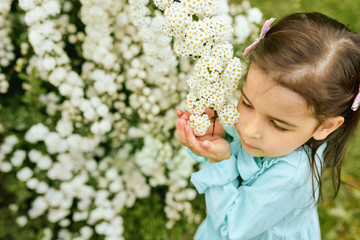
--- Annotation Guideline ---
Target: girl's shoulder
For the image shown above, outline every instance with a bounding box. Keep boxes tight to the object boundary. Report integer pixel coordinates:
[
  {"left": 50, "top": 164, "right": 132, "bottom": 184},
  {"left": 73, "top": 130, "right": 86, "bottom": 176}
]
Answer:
[
  {"left": 238, "top": 143, "right": 326, "bottom": 187},
  {"left": 280, "top": 143, "right": 326, "bottom": 169}
]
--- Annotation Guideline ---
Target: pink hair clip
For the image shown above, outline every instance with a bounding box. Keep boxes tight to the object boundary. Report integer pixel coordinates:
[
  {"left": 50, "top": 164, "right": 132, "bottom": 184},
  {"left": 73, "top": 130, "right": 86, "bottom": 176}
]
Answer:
[
  {"left": 243, "top": 18, "right": 276, "bottom": 58},
  {"left": 351, "top": 85, "right": 360, "bottom": 111}
]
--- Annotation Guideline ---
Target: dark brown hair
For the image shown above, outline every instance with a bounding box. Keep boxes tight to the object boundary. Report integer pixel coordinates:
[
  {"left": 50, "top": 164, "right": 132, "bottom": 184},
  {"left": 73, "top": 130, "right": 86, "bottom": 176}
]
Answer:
[{"left": 250, "top": 12, "right": 360, "bottom": 199}]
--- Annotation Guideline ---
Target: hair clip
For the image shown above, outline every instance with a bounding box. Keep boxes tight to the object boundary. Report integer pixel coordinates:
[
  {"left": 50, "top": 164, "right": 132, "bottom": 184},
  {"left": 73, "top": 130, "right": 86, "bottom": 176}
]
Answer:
[
  {"left": 243, "top": 18, "right": 276, "bottom": 58},
  {"left": 351, "top": 85, "right": 360, "bottom": 111}
]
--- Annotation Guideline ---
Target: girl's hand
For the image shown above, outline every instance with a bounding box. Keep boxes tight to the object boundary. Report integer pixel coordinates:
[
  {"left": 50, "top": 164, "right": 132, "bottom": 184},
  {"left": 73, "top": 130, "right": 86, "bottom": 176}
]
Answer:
[{"left": 176, "top": 111, "right": 230, "bottom": 163}]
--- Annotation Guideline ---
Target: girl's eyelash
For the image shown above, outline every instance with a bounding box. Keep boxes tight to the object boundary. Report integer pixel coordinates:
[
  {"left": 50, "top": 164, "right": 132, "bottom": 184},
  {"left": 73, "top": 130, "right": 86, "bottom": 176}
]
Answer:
[
  {"left": 241, "top": 99, "right": 288, "bottom": 132},
  {"left": 241, "top": 100, "right": 252, "bottom": 109},
  {"left": 271, "top": 121, "right": 288, "bottom": 132}
]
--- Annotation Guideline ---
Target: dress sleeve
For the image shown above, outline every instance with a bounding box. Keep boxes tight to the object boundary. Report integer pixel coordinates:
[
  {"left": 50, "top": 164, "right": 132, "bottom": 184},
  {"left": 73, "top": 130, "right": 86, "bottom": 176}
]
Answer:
[
  {"left": 191, "top": 160, "right": 314, "bottom": 240},
  {"left": 190, "top": 154, "right": 240, "bottom": 193}
]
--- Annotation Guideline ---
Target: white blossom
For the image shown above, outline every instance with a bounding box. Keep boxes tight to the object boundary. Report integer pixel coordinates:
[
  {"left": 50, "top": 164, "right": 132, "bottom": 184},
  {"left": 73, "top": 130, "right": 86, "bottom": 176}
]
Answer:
[
  {"left": 25, "top": 123, "right": 49, "bottom": 143},
  {"left": 17, "top": 167, "right": 33, "bottom": 181},
  {"left": 234, "top": 15, "right": 251, "bottom": 43},
  {"left": 248, "top": 7, "right": 263, "bottom": 24},
  {"left": 10, "top": 150, "right": 26, "bottom": 167},
  {"left": 4, "top": 0, "right": 262, "bottom": 238},
  {"left": 16, "top": 216, "right": 28, "bottom": 227}
]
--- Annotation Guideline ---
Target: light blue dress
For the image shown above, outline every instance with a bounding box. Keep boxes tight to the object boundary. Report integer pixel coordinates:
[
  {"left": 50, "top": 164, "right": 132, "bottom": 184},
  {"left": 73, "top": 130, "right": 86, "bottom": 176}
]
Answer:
[{"left": 189, "top": 126, "right": 325, "bottom": 240}]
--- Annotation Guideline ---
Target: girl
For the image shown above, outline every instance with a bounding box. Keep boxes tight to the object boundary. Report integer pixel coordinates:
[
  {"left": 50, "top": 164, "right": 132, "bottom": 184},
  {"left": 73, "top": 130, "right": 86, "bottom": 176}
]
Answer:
[{"left": 176, "top": 12, "right": 360, "bottom": 239}]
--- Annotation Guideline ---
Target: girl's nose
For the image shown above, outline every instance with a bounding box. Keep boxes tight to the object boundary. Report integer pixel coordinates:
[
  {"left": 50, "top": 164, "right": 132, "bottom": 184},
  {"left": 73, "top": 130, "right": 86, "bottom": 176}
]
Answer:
[{"left": 243, "top": 115, "right": 262, "bottom": 139}]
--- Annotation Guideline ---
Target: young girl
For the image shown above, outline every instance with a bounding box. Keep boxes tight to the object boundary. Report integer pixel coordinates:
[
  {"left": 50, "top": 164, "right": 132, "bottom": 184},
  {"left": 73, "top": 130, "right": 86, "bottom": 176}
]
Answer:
[{"left": 176, "top": 12, "right": 360, "bottom": 239}]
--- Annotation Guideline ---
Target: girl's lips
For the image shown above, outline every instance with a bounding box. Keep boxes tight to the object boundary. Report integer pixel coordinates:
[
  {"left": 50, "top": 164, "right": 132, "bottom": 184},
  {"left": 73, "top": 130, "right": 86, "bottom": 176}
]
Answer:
[{"left": 241, "top": 138, "right": 258, "bottom": 149}]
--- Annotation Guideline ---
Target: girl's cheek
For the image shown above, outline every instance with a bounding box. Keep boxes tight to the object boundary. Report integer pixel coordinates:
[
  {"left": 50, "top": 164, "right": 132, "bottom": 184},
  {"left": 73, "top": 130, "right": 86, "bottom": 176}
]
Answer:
[{"left": 235, "top": 109, "right": 245, "bottom": 133}]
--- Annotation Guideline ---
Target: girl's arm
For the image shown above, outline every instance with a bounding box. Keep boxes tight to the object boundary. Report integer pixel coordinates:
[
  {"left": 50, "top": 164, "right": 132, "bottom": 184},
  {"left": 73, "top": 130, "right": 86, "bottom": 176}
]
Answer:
[{"left": 191, "top": 159, "right": 314, "bottom": 239}]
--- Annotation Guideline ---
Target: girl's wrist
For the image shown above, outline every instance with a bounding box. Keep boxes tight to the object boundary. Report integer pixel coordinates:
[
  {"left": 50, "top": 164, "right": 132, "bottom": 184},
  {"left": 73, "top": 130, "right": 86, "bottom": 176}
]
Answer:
[{"left": 209, "top": 152, "right": 231, "bottom": 163}]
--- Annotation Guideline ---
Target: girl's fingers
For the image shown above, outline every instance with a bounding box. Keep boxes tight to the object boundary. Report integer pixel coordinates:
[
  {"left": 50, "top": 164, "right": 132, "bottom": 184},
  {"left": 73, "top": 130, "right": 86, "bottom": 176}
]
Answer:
[
  {"left": 181, "top": 114, "right": 188, "bottom": 120},
  {"left": 179, "top": 119, "right": 190, "bottom": 146},
  {"left": 176, "top": 119, "right": 186, "bottom": 145},
  {"left": 185, "top": 124, "right": 200, "bottom": 150},
  {"left": 201, "top": 140, "right": 211, "bottom": 148},
  {"left": 177, "top": 109, "right": 182, "bottom": 118},
  {"left": 181, "top": 111, "right": 190, "bottom": 120},
  {"left": 177, "top": 109, "right": 190, "bottom": 121}
]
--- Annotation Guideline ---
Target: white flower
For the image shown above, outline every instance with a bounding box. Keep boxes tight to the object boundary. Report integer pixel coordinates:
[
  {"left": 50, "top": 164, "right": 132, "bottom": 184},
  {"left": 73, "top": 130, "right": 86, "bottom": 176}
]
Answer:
[
  {"left": 182, "top": 0, "right": 218, "bottom": 18},
  {"left": 162, "top": 2, "right": 191, "bottom": 38},
  {"left": 90, "top": 119, "right": 112, "bottom": 135},
  {"left": 26, "top": 178, "right": 39, "bottom": 189},
  {"left": 46, "top": 188, "right": 63, "bottom": 207},
  {"left": 42, "top": 56, "right": 56, "bottom": 70},
  {"left": 84, "top": 108, "right": 96, "bottom": 120},
  {"left": 48, "top": 67, "right": 67, "bottom": 86},
  {"left": 59, "top": 83, "right": 73, "bottom": 96},
  {"left": 67, "top": 71, "right": 83, "bottom": 86},
  {"left": 95, "top": 221, "right": 109, "bottom": 235},
  {"left": 28, "top": 149, "right": 42, "bottom": 163},
  {"left": 17, "top": 167, "right": 33, "bottom": 181},
  {"left": 153, "top": 0, "right": 174, "bottom": 10},
  {"left": 80, "top": 226, "right": 93, "bottom": 239},
  {"left": 42, "top": 0, "right": 61, "bottom": 16},
  {"left": 37, "top": 155, "right": 53, "bottom": 170},
  {"left": 96, "top": 104, "right": 109, "bottom": 117},
  {"left": 10, "top": 150, "right": 26, "bottom": 167},
  {"left": 48, "top": 208, "right": 70, "bottom": 223},
  {"left": 0, "top": 74, "right": 9, "bottom": 93},
  {"left": 5, "top": 135, "right": 18, "bottom": 145},
  {"left": 105, "top": 168, "right": 118, "bottom": 180},
  {"left": 247, "top": 7, "right": 263, "bottom": 24},
  {"left": 185, "top": 93, "right": 206, "bottom": 115},
  {"left": 218, "top": 103, "right": 240, "bottom": 126},
  {"left": 44, "top": 132, "right": 67, "bottom": 154},
  {"left": 205, "top": 16, "right": 233, "bottom": 43},
  {"left": 234, "top": 15, "right": 251, "bottom": 43},
  {"left": 109, "top": 180, "right": 123, "bottom": 192},
  {"left": 36, "top": 181, "right": 49, "bottom": 194},
  {"left": 42, "top": 228, "right": 53, "bottom": 240},
  {"left": 25, "top": 123, "right": 49, "bottom": 143},
  {"left": 24, "top": 7, "right": 47, "bottom": 25},
  {"left": 16, "top": 216, "right": 28, "bottom": 227},
  {"left": 189, "top": 114, "right": 211, "bottom": 136},
  {"left": 0, "top": 162, "right": 12, "bottom": 173},
  {"left": 56, "top": 118, "right": 74, "bottom": 137},
  {"left": 59, "top": 218, "right": 70, "bottom": 227},
  {"left": 18, "top": 0, "right": 36, "bottom": 11}
]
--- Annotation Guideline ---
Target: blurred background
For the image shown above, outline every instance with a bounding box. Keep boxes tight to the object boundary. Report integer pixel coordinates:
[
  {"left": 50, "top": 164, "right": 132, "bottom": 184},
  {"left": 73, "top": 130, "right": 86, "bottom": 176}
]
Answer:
[{"left": 0, "top": 0, "right": 359, "bottom": 239}]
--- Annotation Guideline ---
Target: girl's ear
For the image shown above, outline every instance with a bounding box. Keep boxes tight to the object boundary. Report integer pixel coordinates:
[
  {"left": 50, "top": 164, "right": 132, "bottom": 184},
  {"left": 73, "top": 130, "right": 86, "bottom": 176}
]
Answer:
[{"left": 312, "top": 116, "right": 344, "bottom": 140}]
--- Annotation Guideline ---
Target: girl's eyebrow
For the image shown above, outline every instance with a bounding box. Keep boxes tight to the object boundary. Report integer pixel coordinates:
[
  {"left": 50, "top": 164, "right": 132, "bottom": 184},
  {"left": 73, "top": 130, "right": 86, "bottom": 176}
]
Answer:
[{"left": 240, "top": 89, "right": 299, "bottom": 128}]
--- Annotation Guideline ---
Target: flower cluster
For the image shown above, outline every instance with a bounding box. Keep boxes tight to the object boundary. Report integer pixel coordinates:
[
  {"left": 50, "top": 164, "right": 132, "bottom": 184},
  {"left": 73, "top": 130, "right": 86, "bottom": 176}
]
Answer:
[
  {"left": 1, "top": 0, "right": 262, "bottom": 239},
  {"left": 155, "top": 0, "right": 244, "bottom": 135},
  {"left": 0, "top": 0, "right": 15, "bottom": 93},
  {"left": 129, "top": 0, "right": 177, "bottom": 74}
]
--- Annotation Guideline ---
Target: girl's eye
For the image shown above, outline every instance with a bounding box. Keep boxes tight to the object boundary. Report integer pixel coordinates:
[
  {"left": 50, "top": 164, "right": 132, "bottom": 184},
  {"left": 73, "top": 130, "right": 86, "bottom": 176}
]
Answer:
[
  {"left": 271, "top": 121, "right": 288, "bottom": 132},
  {"left": 241, "top": 100, "right": 253, "bottom": 109}
]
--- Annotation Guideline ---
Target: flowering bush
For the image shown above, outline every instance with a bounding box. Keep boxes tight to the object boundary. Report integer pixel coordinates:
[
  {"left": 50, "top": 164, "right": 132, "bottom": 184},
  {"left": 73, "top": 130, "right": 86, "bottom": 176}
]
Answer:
[
  {"left": 151, "top": 0, "right": 245, "bottom": 135},
  {"left": 0, "top": 0, "right": 262, "bottom": 239}
]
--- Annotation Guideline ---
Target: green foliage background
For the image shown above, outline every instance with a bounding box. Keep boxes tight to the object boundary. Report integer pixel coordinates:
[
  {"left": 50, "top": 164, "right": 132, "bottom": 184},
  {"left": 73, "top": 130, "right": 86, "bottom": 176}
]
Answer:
[{"left": 1, "top": 0, "right": 359, "bottom": 239}]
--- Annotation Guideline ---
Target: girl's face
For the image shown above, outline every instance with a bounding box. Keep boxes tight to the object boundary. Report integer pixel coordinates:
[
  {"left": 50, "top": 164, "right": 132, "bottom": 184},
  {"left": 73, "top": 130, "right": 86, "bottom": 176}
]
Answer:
[{"left": 235, "top": 64, "right": 320, "bottom": 158}]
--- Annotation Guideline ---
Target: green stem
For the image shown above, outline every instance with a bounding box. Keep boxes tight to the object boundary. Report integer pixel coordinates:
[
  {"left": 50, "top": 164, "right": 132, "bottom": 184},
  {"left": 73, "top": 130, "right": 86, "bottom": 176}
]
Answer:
[{"left": 211, "top": 111, "right": 218, "bottom": 137}]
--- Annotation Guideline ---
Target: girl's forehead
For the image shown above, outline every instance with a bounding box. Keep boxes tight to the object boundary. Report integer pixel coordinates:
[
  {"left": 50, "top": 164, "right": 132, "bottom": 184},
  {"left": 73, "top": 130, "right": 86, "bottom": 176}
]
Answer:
[{"left": 244, "top": 64, "right": 312, "bottom": 117}]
